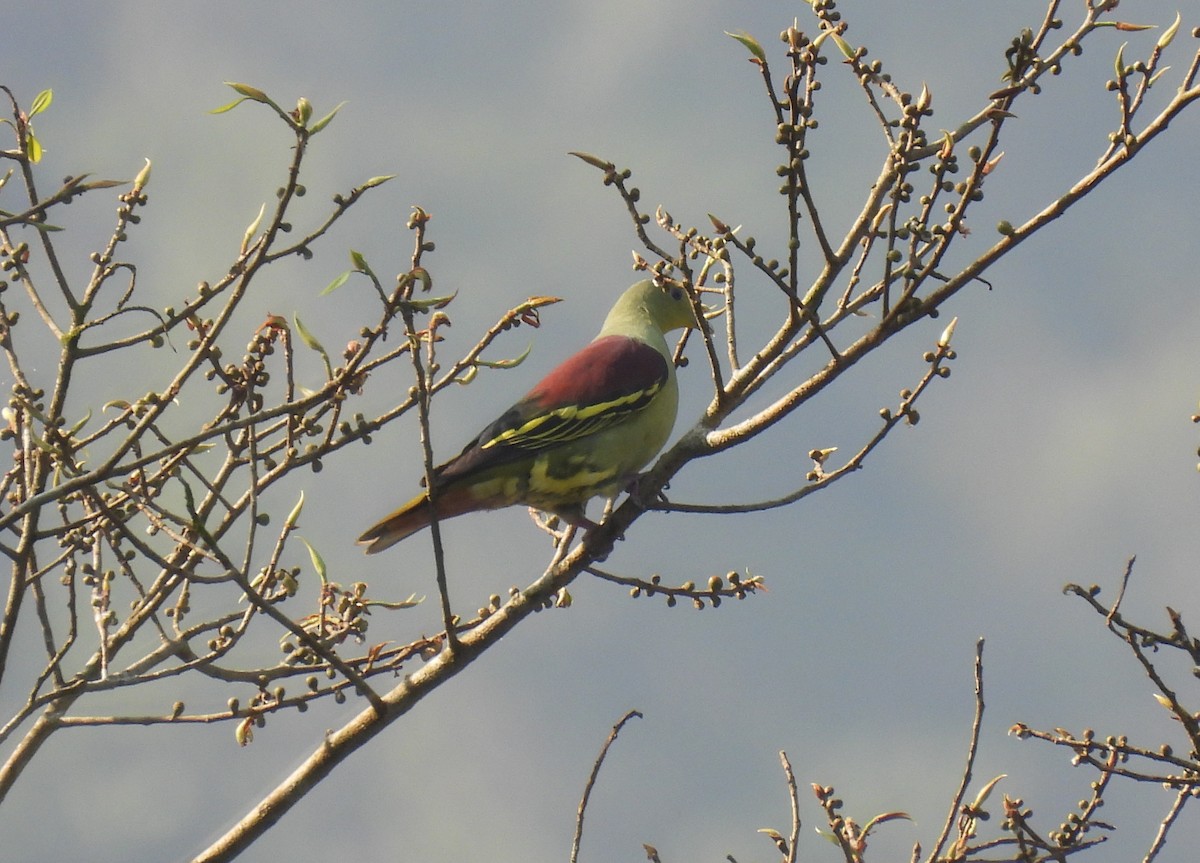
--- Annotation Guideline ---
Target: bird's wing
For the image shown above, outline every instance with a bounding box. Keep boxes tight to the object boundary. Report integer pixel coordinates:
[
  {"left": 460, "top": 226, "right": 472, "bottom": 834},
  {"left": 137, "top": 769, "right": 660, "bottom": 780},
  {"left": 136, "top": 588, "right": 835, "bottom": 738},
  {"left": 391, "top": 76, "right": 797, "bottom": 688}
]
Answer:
[{"left": 436, "top": 335, "right": 668, "bottom": 482}]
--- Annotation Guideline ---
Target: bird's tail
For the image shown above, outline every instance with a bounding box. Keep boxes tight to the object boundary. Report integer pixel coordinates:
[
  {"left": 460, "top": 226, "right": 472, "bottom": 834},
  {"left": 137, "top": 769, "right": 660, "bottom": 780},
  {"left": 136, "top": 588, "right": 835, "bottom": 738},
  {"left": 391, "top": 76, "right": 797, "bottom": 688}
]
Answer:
[{"left": 356, "top": 486, "right": 479, "bottom": 554}]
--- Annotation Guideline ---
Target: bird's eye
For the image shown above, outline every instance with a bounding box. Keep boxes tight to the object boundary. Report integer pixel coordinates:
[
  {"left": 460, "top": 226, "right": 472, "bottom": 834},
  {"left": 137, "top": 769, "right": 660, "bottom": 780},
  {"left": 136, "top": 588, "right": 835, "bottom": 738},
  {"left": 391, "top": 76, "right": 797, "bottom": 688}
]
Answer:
[{"left": 670, "top": 287, "right": 684, "bottom": 301}]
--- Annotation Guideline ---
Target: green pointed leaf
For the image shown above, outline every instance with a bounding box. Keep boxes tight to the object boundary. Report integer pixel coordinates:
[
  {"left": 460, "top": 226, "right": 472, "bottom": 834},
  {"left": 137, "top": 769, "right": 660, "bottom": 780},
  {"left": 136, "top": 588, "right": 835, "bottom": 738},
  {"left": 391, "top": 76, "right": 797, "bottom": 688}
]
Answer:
[
  {"left": 1147, "top": 66, "right": 1171, "bottom": 87},
  {"left": 298, "top": 536, "right": 328, "bottom": 585},
  {"left": 293, "top": 313, "right": 333, "bottom": 376},
  {"left": 80, "top": 178, "right": 128, "bottom": 191},
  {"left": 810, "top": 28, "right": 835, "bottom": 51},
  {"left": 1158, "top": 12, "right": 1181, "bottom": 49},
  {"left": 29, "top": 433, "right": 56, "bottom": 454},
  {"left": 411, "top": 266, "right": 432, "bottom": 292},
  {"left": 309, "top": 101, "right": 348, "bottom": 135},
  {"left": 26, "top": 133, "right": 43, "bottom": 164},
  {"left": 65, "top": 408, "right": 92, "bottom": 438},
  {"left": 321, "top": 270, "right": 351, "bottom": 295},
  {"left": 292, "top": 313, "right": 326, "bottom": 354},
  {"left": 969, "top": 774, "right": 1007, "bottom": 811},
  {"left": 284, "top": 490, "right": 305, "bottom": 529},
  {"left": 1115, "top": 41, "right": 1128, "bottom": 79},
  {"left": 861, "top": 811, "right": 913, "bottom": 837},
  {"left": 401, "top": 292, "right": 456, "bottom": 312},
  {"left": 209, "top": 96, "right": 250, "bottom": 115},
  {"left": 242, "top": 202, "right": 266, "bottom": 252},
  {"left": 368, "top": 592, "right": 424, "bottom": 610},
  {"left": 349, "top": 249, "right": 374, "bottom": 278},
  {"left": 567, "top": 151, "right": 615, "bottom": 172},
  {"left": 474, "top": 342, "right": 532, "bottom": 369},
  {"left": 29, "top": 89, "right": 53, "bottom": 117},
  {"left": 226, "top": 81, "right": 270, "bottom": 103},
  {"left": 134, "top": 158, "right": 152, "bottom": 190},
  {"left": 831, "top": 33, "right": 855, "bottom": 60},
  {"left": 725, "top": 30, "right": 767, "bottom": 63},
  {"left": 357, "top": 174, "right": 395, "bottom": 191}
]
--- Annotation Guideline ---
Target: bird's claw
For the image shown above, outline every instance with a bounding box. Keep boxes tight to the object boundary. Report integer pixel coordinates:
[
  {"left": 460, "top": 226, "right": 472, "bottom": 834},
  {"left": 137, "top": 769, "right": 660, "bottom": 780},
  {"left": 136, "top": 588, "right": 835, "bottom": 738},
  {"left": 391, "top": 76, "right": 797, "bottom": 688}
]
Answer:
[{"left": 624, "top": 473, "right": 669, "bottom": 511}]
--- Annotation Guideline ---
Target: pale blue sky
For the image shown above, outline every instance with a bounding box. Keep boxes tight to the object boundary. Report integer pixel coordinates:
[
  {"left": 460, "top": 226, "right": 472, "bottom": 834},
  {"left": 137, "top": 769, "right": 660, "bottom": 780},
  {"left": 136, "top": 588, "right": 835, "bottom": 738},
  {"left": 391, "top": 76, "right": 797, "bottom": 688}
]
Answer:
[{"left": 2, "top": 2, "right": 1198, "bottom": 861}]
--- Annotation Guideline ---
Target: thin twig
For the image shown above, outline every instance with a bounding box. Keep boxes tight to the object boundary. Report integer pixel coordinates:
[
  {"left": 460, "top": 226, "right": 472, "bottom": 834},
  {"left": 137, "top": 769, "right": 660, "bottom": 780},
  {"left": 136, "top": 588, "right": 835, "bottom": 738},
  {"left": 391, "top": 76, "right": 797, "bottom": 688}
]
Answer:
[
  {"left": 926, "top": 637, "right": 985, "bottom": 863},
  {"left": 571, "top": 710, "right": 643, "bottom": 863},
  {"left": 779, "top": 750, "right": 801, "bottom": 863},
  {"left": 1144, "top": 787, "right": 1190, "bottom": 863},
  {"left": 1105, "top": 555, "right": 1136, "bottom": 626}
]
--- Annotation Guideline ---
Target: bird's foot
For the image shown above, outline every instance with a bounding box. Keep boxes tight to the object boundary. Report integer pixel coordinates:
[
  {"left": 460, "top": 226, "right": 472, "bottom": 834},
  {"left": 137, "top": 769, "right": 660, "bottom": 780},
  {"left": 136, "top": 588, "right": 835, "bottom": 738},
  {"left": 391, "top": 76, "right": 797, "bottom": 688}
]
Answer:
[
  {"left": 530, "top": 507, "right": 602, "bottom": 550},
  {"left": 623, "top": 473, "right": 669, "bottom": 511}
]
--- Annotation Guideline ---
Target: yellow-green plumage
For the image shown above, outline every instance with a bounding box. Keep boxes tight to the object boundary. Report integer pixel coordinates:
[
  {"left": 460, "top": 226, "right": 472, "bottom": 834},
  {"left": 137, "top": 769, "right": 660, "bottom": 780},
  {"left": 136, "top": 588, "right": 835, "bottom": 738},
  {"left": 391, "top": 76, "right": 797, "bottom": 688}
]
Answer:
[{"left": 358, "top": 280, "right": 698, "bottom": 553}]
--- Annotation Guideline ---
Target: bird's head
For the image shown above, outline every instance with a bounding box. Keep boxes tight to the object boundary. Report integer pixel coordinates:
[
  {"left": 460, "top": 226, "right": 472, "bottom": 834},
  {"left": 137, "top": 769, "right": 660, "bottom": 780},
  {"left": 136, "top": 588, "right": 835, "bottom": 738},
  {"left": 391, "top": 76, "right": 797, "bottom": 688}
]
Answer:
[{"left": 606, "top": 279, "right": 701, "bottom": 337}]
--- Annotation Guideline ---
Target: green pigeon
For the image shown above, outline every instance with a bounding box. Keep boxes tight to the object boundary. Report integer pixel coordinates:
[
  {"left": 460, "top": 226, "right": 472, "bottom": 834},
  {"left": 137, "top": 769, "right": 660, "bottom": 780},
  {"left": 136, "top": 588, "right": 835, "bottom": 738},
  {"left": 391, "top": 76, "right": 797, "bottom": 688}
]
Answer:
[{"left": 358, "top": 280, "right": 699, "bottom": 553}]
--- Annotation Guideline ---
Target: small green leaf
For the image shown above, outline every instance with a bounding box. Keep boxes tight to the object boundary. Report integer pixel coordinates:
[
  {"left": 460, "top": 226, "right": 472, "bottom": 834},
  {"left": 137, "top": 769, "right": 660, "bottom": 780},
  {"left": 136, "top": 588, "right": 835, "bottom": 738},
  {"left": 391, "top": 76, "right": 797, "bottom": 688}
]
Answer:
[
  {"left": 134, "top": 158, "right": 152, "bottom": 190},
  {"left": 567, "top": 151, "right": 614, "bottom": 172},
  {"left": 1147, "top": 66, "right": 1171, "bottom": 88},
  {"left": 65, "top": 408, "right": 92, "bottom": 438},
  {"left": 831, "top": 33, "right": 855, "bottom": 60},
  {"left": 309, "top": 101, "right": 348, "bottom": 135},
  {"left": 79, "top": 178, "right": 127, "bottom": 191},
  {"left": 411, "top": 266, "right": 432, "bottom": 292},
  {"left": 26, "top": 133, "right": 42, "bottom": 164},
  {"left": 368, "top": 592, "right": 424, "bottom": 610},
  {"left": 401, "top": 292, "right": 456, "bottom": 313},
  {"left": 298, "top": 536, "right": 328, "bottom": 585},
  {"left": 357, "top": 174, "right": 395, "bottom": 190},
  {"left": 293, "top": 314, "right": 323, "bottom": 352},
  {"left": 293, "top": 313, "right": 333, "bottom": 377},
  {"left": 809, "top": 28, "right": 835, "bottom": 51},
  {"left": 242, "top": 202, "right": 266, "bottom": 253},
  {"left": 29, "top": 89, "right": 53, "bottom": 117},
  {"left": 1115, "top": 41, "right": 1128, "bottom": 80},
  {"left": 284, "top": 490, "right": 305, "bottom": 530},
  {"left": 29, "top": 433, "right": 56, "bottom": 454},
  {"left": 1158, "top": 12, "right": 1181, "bottom": 49},
  {"left": 725, "top": 30, "right": 767, "bottom": 63},
  {"left": 209, "top": 97, "right": 250, "bottom": 115},
  {"left": 861, "top": 811, "right": 913, "bottom": 837},
  {"left": 226, "top": 81, "right": 270, "bottom": 103},
  {"left": 474, "top": 342, "right": 532, "bottom": 370},
  {"left": 349, "top": 249, "right": 375, "bottom": 278},
  {"left": 969, "top": 774, "right": 1007, "bottom": 811},
  {"left": 321, "top": 270, "right": 351, "bottom": 295}
]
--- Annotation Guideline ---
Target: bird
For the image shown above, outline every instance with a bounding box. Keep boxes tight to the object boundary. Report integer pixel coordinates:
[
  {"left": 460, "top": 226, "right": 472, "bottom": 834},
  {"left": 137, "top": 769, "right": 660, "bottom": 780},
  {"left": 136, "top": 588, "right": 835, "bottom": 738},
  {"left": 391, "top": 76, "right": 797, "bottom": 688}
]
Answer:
[{"left": 357, "top": 279, "right": 700, "bottom": 554}]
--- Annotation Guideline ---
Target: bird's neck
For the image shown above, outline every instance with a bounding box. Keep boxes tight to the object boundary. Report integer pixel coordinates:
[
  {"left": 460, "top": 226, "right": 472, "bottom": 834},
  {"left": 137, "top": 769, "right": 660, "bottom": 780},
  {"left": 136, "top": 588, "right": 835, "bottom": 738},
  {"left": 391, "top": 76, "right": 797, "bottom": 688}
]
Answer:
[{"left": 598, "top": 304, "right": 662, "bottom": 349}]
